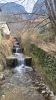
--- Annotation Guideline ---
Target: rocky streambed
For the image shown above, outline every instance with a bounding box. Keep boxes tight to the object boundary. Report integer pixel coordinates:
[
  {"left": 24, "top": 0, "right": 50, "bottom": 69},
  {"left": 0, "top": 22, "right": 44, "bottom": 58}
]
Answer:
[{"left": 0, "top": 64, "right": 56, "bottom": 100}]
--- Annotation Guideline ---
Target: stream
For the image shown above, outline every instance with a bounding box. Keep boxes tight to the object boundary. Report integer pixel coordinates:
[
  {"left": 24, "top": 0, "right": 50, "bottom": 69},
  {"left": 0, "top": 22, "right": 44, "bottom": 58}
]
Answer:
[{"left": 0, "top": 41, "right": 56, "bottom": 100}]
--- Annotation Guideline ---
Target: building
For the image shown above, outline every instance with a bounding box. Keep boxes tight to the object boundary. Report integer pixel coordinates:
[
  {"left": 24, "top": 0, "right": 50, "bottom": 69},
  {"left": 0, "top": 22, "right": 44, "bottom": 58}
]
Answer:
[{"left": 0, "top": 21, "right": 10, "bottom": 40}]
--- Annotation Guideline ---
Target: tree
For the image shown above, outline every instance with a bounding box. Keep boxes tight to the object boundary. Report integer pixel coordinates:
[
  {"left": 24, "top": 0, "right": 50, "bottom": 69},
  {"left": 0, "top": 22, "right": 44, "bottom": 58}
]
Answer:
[
  {"left": 45, "top": 0, "right": 56, "bottom": 33},
  {"left": 0, "top": 8, "right": 2, "bottom": 12},
  {"left": 54, "top": 0, "right": 56, "bottom": 10}
]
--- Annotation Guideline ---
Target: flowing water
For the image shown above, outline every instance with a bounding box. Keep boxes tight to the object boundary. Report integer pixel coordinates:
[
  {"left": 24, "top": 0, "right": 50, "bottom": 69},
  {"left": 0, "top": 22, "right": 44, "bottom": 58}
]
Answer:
[
  {"left": 0, "top": 42, "right": 55, "bottom": 100},
  {"left": 14, "top": 52, "right": 33, "bottom": 74},
  {"left": 16, "top": 48, "right": 19, "bottom": 53}
]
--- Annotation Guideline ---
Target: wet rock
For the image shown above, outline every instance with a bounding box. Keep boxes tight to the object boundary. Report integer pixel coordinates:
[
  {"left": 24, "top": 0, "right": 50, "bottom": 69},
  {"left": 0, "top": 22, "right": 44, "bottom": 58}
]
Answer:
[
  {"left": 8, "top": 83, "right": 14, "bottom": 89},
  {"left": 11, "top": 69, "right": 17, "bottom": 74},
  {"left": 35, "top": 87, "right": 40, "bottom": 90},
  {"left": 22, "top": 89, "right": 30, "bottom": 94},
  {"left": 38, "top": 83, "right": 42, "bottom": 86},
  {"left": 50, "top": 94, "right": 55, "bottom": 100},
  {"left": 31, "top": 87, "right": 39, "bottom": 90},
  {"left": 35, "top": 81, "right": 39, "bottom": 84},
  {"left": 46, "top": 87, "right": 49, "bottom": 90},
  {"left": 42, "top": 90, "right": 46, "bottom": 94},
  {"left": 42, "top": 90, "right": 51, "bottom": 98},
  {"left": 3, "top": 70, "right": 11, "bottom": 77},
  {"left": 41, "top": 83, "right": 45, "bottom": 86},
  {"left": 0, "top": 64, "right": 4, "bottom": 72},
  {"left": 34, "top": 81, "right": 39, "bottom": 86},
  {"left": 32, "top": 81, "right": 35, "bottom": 84},
  {"left": 0, "top": 73, "right": 5, "bottom": 80},
  {"left": 39, "top": 86, "right": 46, "bottom": 90}
]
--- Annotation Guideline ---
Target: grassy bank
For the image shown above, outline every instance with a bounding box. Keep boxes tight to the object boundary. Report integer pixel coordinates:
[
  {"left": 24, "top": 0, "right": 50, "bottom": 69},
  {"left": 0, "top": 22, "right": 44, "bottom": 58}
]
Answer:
[
  {"left": 23, "top": 43, "right": 56, "bottom": 94},
  {"left": 0, "top": 38, "right": 14, "bottom": 68},
  {"left": 21, "top": 24, "right": 56, "bottom": 94}
]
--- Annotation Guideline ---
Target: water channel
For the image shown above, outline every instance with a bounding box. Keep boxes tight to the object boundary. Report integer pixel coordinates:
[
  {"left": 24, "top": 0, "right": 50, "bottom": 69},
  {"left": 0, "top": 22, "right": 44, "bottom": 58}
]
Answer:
[{"left": 0, "top": 40, "right": 55, "bottom": 100}]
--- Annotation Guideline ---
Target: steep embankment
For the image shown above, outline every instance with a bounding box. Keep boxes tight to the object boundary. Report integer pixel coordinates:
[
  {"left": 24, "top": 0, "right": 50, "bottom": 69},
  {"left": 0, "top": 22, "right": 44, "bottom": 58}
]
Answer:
[{"left": 21, "top": 32, "right": 56, "bottom": 95}]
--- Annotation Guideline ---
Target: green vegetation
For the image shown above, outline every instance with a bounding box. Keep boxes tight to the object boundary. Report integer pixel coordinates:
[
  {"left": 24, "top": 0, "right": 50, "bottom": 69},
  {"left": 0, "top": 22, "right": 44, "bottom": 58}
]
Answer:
[
  {"left": 21, "top": 20, "right": 56, "bottom": 94},
  {"left": 39, "top": 26, "right": 45, "bottom": 33},
  {"left": 23, "top": 43, "right": 56, "bottom": 94},
  {"left": 0, "top": 29, "right": 4, "bottom": 37}
]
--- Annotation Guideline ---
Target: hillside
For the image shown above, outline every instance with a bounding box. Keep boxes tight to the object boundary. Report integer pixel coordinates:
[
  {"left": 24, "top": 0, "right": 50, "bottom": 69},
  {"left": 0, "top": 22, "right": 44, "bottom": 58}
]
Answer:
[{"left": 32, "top": 0, "right": 47, "bottom": 19}]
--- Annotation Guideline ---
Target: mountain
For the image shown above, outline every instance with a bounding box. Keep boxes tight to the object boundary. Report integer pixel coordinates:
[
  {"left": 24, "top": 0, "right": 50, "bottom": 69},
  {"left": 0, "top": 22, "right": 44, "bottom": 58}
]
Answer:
[
  {"left": 0, "top": 2, "right": 29, "bottom": 19},
  {"left": 32, "top": 0, "right": 47, "bottom": 19},
  {"left": 0, "top": 2, "right": 26, "bottom": 13},
  {"left": 0, "top": 2, "right": 29, "bottom": 35}
]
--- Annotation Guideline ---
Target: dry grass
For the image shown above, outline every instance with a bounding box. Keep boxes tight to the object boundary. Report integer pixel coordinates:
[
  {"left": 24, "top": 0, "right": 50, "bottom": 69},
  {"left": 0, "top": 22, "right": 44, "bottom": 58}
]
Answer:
[
  {"left": 0, "top": 36, "right": 14, "bottom": 66},
  {"left": 21, "top": 26, "right": 56, "bottom": 57}
]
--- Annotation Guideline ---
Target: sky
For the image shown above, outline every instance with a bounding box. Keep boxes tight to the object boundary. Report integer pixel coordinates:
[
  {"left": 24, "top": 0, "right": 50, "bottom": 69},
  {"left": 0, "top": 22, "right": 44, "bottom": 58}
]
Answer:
[{"left": 0, "top": 0, "right": 37, "bottom": 12}]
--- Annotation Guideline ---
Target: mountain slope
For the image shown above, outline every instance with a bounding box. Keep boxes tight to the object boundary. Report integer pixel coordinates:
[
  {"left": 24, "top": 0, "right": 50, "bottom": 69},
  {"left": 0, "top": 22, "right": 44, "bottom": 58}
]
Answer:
[
  {"left": 32, "top": 0, "right": 46, "bottom": 19},
  {"left": 0, "top": 2, "right": 30, "bottom": 19},
  {"left": 0, "top": 2, "right": 26, "bottom": 13}
]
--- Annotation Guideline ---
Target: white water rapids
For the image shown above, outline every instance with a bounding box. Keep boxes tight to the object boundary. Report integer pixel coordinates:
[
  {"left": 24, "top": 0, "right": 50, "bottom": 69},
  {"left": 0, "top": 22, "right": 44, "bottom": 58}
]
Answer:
[
  {"left": 13, "top": 48, "right": 33, "bottom": 74},
  {"left": 15, "top": 64, "right": 33, "bottom": 73}
]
